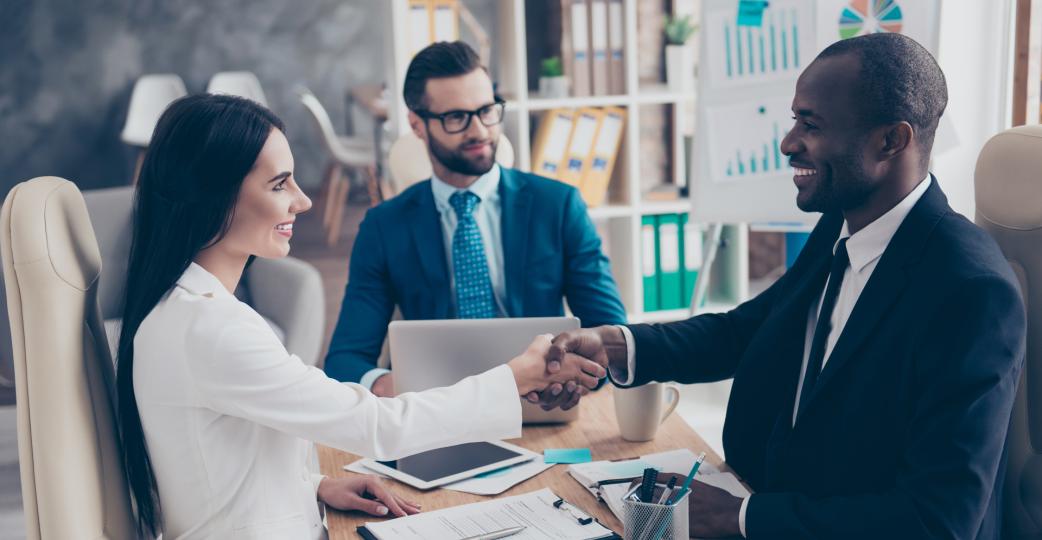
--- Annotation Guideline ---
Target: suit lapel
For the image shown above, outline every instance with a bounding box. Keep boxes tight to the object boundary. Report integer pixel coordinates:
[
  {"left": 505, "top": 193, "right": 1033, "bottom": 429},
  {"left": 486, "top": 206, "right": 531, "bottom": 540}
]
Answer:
[
  {"left": 499, "top": 169, "right": 531, "bottom": 318},
  {"left": 801, "top": 177, "right": 950, "bottom": 412},
  {"left": 407, "top": 182, "right": 452, "bottom": 317}
]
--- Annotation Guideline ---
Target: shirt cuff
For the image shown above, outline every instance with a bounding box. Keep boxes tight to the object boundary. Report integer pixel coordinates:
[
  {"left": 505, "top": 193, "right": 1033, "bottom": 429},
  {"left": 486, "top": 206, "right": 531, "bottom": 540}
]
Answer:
[
  {"left": 608, "top": 325, "right": 637, "bottom": 386},
  {"left": 739, "top": 495, "right": 749, "bottom": 537},
  {"left": 311, "top": 474, "right": 327, "bottom": 499},
  {"left": 359, "top": 368, "right": 391, "bottom": 391}
]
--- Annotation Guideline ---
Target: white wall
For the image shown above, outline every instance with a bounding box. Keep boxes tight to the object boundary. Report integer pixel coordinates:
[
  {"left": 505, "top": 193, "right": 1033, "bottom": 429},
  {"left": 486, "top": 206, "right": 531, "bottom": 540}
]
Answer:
[{"left": 932, "top": 0, "right": 1016, "bottom": 218}]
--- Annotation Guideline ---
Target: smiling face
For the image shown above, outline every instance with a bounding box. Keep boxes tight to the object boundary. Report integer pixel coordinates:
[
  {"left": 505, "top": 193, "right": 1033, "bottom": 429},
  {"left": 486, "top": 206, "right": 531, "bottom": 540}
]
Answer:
[
  {"left": 409, "top": 68, "right": 500, "bottom": 179},
  {"left": 217, "top": 128, "right": 312, "bottom": 259},
  {"left": 780, "top": 54, "right": 879, "bottom": 214}
]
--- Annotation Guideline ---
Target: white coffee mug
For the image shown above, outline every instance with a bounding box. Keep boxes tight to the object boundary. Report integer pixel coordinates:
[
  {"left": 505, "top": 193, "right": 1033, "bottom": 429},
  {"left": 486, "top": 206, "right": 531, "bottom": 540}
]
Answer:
[{"left": 613, "top": 383, "right": 681, "bottom": 442}]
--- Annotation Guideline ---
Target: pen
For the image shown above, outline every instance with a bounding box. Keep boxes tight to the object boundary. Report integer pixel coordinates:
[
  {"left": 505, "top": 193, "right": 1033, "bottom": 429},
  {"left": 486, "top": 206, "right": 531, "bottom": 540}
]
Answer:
[
  {"left": 460, "top": 525, "right": 526, "bottom": 540},
  {"left": 655, "top": 476, "right": 678, "bottom": 505},
  {"left": 591, "top": 476, "right": 641, "bottom": 488},
  {"left": 667, "top": 451, "right": 706, "bottom": 505}
]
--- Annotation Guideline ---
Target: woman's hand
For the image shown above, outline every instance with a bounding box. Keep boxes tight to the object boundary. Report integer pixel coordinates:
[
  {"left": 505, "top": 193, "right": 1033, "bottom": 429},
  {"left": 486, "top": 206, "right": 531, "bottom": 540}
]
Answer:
[
  {"left": 317, "top": 475, "right": 421, "bottom": 517},
  {"left": 507, "top": 335, "right": 606, "bottom": 396}
]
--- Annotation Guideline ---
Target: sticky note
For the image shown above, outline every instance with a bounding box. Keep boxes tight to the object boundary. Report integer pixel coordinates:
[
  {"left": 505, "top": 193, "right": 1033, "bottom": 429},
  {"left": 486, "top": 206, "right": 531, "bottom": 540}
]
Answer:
[
  {"left": 544, "top": 448, "right": 593, "bottom": 464},
  {"left": 737, "top": 0, "right": 769, "bottom": 27}
]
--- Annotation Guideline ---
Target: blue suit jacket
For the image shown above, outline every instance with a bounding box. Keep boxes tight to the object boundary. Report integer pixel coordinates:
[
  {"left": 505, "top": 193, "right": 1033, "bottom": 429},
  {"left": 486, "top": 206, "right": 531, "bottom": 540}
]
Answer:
[
  {"left": 625, "top": 178, "right": 1025, "bottom": 539},
  {"left": 324, "top": 168, "right": 627, "bottom": 384}
]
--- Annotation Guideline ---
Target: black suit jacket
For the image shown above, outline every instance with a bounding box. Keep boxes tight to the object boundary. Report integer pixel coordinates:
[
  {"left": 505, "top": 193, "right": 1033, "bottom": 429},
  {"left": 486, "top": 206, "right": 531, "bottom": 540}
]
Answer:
[{"left": 626, "top": 179, "right": 1025, "bottom": 539}]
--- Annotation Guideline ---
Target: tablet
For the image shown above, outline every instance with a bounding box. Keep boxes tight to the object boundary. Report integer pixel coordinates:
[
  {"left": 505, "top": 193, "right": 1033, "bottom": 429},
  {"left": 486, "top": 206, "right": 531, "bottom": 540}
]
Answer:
[{"left": 358, "top": 441, "right": 537, "bottom": 490}]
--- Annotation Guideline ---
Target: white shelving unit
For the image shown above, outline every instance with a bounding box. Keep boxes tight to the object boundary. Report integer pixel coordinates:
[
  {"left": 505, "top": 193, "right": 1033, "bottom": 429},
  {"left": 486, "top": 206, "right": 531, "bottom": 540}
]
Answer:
[{"left": 382, "top": 0, "right": 749, "bottom": 324}]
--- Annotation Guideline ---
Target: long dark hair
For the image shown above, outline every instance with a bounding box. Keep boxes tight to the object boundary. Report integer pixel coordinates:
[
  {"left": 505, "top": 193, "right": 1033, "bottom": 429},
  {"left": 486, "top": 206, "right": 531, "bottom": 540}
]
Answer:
[{"left": 116, "top": 94, "right": 284, "bottom": 536}]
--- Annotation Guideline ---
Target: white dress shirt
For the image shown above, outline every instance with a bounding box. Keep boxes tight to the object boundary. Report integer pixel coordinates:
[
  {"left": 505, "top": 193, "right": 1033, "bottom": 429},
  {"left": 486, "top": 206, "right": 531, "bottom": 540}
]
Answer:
[
  {"left": 612, "top": 176, "right": 931, "bottom": 537},
  {"left": 361, "top": 165, "right": 508, "bottom": 388},
  {"left": 135, "top": 263, "right": 522, "bottom": 539}
]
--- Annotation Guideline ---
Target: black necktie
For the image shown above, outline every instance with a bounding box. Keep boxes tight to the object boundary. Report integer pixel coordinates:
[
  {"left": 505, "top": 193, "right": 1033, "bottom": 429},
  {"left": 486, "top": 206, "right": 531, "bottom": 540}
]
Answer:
[{"left": 796, "top": 238, "right": 849, "bottom": 420}]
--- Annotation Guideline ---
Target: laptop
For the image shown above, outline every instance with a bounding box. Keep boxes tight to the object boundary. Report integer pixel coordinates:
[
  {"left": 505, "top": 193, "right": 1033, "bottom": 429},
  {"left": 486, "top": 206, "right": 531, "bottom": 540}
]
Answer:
[{"left": 389, "top": 317, "right": 582, "bottom": 424}]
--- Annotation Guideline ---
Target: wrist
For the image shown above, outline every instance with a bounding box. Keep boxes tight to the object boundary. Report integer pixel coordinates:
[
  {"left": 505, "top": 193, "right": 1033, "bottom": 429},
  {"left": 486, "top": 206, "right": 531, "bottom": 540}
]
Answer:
[
  {"left": 508, "top": 356, "right": 540, "bottom": 395},
  {"left": 600, "top": 326, "right": 628, "bottom": 374},
  {"left": 316, "top": 477, "right": 332, "bottom": 503}
]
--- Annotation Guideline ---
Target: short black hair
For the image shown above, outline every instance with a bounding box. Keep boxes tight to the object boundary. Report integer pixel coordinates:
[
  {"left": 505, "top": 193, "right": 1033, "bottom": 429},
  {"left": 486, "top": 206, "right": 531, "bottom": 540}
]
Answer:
[
  {"left": 817, "top": 33, "right": 948, "bottom": 154},
  {"left": 403, "top": 41, "right": 485, "bottom": 111}
]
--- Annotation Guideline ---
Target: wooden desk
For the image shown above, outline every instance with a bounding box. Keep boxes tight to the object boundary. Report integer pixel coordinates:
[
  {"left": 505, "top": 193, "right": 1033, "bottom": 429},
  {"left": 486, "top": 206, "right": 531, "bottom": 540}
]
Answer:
[{"left": 319, "top": 387, "right": 734, "bottom": 539}]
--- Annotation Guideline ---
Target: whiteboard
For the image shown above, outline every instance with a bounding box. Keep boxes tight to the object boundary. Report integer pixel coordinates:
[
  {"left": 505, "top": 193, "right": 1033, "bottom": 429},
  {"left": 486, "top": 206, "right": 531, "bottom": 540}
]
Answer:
[{"left": 690, "top": 0, "right": 942, "bottom": 225}]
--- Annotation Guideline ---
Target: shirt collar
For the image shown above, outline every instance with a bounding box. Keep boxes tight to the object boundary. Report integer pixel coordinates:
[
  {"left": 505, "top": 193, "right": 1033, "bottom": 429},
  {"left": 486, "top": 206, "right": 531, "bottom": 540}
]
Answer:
[
  {"left": 176, "top": 262, "right": 234, "bottom": 299},
  {"left": 837, "top": 174, "right": 932, "bottom": 273},
  {"left": 431, "top": 164, "right": 501, "bottom": 214}
]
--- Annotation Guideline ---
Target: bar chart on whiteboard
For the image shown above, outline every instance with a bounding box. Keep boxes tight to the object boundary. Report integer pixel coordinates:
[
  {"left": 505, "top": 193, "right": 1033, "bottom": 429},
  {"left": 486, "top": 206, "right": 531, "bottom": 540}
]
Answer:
[
  {"left": 706, "top": 97, "right": 793, "bottom": 183},
  {"left": 703, "top": 1, "right": 816, "bottom": 89}
]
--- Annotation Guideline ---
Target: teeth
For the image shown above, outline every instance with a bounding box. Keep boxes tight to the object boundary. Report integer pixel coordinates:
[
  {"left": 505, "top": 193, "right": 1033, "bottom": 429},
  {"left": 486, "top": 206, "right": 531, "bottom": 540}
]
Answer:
[
  {"left": 275, "top": 223, "right": 293, "bottom": 231},
  {"left": 794, "top": 167, "right": 817, "bottom": 176}
]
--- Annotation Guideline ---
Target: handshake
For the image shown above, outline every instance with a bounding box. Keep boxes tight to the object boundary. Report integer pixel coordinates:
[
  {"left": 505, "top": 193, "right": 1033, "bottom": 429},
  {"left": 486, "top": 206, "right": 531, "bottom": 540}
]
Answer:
[{"left": 506, "top": 326, "right": 628, "bottom": 411}]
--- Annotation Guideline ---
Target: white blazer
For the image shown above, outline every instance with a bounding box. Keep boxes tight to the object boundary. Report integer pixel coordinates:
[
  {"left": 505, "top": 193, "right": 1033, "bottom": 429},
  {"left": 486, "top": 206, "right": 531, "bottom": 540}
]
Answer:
[{"left": 134, "top": 263, "right": 522, "bottom": 539}]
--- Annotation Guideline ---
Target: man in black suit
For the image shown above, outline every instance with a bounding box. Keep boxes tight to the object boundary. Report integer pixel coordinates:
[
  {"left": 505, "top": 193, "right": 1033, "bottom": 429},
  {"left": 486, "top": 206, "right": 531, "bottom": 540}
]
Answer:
[{"left": 533, "top": 33, "right": 1026, "bottom": 538}]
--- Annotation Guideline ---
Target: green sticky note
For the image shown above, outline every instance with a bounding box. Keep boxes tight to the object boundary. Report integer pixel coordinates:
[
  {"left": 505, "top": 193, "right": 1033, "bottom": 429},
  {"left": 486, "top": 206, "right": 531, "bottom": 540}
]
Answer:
[
  {"left": 544, "top": 448, "right": 593, "bottom": 464},
  {"left": 737, "top": 0, "right": 768, "bottom": 27}
]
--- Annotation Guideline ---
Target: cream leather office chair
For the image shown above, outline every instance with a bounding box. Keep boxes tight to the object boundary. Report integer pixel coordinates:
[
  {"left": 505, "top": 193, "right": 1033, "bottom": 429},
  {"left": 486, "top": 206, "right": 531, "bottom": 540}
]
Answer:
[
  {"left": 975, "top": 125, "right": 1042, "bottom": 540},
  {"left": 1, "top": 177, "right": 135, "bottom": 539}
]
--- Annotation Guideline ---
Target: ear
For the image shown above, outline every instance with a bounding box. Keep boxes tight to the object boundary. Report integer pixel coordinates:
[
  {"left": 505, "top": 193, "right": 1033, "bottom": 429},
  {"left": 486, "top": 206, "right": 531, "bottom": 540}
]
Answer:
[
  {"left": 879, "top": 121, "right": 914, "bottom": 161},
  {"left": 408, "top": 111, "right": 427, "bottom": 141}
]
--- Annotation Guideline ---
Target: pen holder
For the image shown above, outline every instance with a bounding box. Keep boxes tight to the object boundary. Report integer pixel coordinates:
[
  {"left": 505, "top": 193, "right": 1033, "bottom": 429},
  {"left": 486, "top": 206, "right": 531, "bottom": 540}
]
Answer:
[{"left": 621, "top": 483, "right": 689, "bottom": 540}]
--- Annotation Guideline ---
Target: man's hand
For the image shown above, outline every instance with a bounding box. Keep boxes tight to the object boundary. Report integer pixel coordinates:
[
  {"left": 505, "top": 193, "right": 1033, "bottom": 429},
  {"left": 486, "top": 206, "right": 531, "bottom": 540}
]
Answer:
[
  {"left": 646, "top": 472, "right": 742, "bottom": 538},
  {"left": 525, "top": 326, "right": 629, "bottom": 410},
  {"left": 508, "top": 335, "right": 606, "bottom": 396},
  {"left": 317, "top": 475, "right": 421, "bottom": 517},
  {"left": 371, "top": 373, "right": 394, "bottom": 397}
]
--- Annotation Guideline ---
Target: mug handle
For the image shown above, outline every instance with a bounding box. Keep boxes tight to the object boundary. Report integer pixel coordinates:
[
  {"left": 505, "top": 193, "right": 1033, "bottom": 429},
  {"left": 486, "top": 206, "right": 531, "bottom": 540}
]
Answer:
[{"left": 658, "top": 384, "right": 681, "bottom": 425}]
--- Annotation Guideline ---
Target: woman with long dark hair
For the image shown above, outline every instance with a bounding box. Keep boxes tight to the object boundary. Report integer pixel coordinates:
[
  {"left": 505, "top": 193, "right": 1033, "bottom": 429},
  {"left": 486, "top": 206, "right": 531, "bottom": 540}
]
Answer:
[{"left": 116, "top": 94, "right": 603, "bottom": 539}]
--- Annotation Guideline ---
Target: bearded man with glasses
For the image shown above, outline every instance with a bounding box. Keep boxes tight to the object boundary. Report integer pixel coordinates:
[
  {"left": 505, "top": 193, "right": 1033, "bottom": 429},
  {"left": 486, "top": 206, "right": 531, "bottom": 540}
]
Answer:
[{"left": 324, "top": 41, "right": 626, "bottom": 397}]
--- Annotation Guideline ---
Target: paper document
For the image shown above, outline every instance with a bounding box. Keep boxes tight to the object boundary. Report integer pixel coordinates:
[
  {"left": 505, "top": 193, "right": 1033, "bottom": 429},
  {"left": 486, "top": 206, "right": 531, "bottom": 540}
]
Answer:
[
  {"left": 569, "top": 449, "right": 721, "bottom": 492},
  {"left": 360, "top": 488, "right": 614, "bottom": 540},
  {"left": 345, "top": 458, "right": 552, "bottom": 496}
]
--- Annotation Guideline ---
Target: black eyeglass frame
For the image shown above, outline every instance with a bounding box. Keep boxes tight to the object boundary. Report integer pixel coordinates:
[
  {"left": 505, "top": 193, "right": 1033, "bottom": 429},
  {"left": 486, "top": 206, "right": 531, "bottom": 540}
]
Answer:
[{"left": 413, "top": 98, "right": 507, "bottom": 134}]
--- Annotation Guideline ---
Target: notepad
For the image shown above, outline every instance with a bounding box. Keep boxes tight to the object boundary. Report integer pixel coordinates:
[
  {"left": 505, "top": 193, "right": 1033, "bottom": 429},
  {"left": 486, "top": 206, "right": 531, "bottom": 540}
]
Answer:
[{"left": 357, "top": 488, "right": 616, "bottom": 540}]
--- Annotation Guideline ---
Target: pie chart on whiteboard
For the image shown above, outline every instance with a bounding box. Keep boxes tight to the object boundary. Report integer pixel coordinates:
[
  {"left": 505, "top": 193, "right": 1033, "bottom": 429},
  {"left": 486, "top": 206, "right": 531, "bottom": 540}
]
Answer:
[{"left": 838, "top": 0, "right": 904, "bottom": 39}]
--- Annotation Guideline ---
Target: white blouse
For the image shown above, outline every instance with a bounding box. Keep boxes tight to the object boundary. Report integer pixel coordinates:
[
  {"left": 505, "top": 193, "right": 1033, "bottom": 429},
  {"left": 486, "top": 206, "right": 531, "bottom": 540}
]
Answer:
[{"left": 133, "top": 263, "right": 522, "bottom": 539}]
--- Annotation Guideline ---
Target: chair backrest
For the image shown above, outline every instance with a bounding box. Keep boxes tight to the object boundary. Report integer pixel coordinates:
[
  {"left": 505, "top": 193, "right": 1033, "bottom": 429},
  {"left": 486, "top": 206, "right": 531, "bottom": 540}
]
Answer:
[
  {"left": 387, "top": 131, "right": 515, "bottom": 194},
  {"left": 0, "top": 177, "right": 135, "bottom": 540},
  {"left": 974, "top": 124, "right": 1042, "bottom": 540},
  {"left": 81, "top": 186, "right": 136, "bottom": 321},
  {"left": 298, "top": 87, "right": 342, "bottom": 157},
  {"left": 120, "top": 74, "right": 188, "bottom": 147},
  {"left": 206, "top": 71, "right": 268, "bottom": 107}
]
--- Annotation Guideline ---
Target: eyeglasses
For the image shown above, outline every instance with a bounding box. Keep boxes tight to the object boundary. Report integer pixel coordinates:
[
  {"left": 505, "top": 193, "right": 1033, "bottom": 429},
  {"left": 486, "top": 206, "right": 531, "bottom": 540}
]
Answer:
[{"left": 415, "top": 100, "right": 506, "bottom": 134}]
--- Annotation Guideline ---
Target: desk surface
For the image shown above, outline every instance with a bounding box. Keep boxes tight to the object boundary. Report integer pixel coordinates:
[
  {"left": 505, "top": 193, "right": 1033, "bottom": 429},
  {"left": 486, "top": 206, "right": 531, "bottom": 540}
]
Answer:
[{"left": 318, "top": 386, "right": 733, "bottom": 539}]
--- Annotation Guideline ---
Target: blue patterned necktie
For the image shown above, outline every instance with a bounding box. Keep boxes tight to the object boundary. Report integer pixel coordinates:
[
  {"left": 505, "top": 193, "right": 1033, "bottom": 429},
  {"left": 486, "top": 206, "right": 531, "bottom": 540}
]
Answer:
[{"left": 449, "top": 191, "right": 497, "bottom": 318}]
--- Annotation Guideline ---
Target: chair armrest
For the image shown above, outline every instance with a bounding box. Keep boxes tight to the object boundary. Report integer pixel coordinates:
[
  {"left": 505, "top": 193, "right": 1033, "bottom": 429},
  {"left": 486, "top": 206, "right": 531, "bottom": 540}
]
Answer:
[{"left": 245, "top": 257, "right": 325, "bottom": 367}]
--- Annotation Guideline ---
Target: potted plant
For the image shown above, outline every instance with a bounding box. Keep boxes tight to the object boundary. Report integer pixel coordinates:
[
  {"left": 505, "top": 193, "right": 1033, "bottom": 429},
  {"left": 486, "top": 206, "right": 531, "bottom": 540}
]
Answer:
[
  {"left": 664, "top": 15, "right": 698, "bottom": 93},
  {"left": 538, "top": 56, "right": 569, "bottom": 98}
]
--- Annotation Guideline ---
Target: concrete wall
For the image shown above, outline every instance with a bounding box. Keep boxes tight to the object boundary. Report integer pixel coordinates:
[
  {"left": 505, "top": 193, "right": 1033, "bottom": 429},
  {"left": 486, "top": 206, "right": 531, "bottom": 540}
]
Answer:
[{"left": 0, "top": 0, "right": 388, "bottom": 196}]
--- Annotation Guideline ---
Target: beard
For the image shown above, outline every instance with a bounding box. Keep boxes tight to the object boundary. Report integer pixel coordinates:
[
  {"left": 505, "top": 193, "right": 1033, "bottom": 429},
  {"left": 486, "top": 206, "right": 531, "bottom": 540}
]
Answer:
[
  {"left": 428, "top": 134, "right": 498, "bottom": 176},
  {"left": 795, "top": 149, "right": 875, "bottom": 214}
]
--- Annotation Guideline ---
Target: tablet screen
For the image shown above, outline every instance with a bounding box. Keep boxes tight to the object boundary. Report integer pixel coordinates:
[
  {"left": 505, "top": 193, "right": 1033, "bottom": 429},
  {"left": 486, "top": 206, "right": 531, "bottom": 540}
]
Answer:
[{"left": 377, "top": 442, "right": 523, "bottom": 482}]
